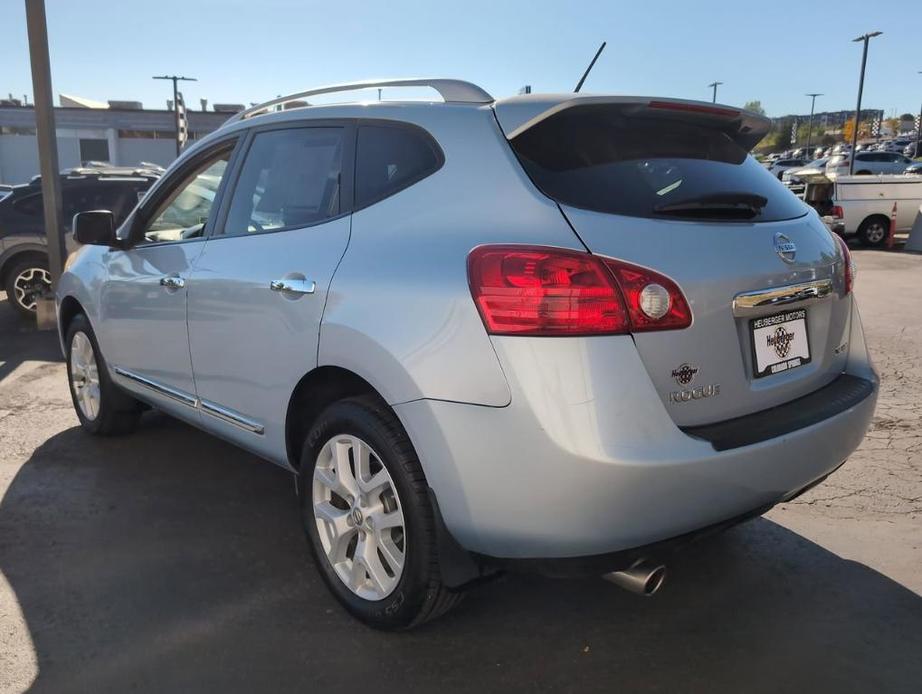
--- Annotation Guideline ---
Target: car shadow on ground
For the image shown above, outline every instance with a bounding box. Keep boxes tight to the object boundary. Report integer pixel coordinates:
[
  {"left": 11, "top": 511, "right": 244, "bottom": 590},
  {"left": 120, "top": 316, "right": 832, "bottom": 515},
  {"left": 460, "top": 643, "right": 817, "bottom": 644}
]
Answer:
[
  {"left": 2, "top": 414, "right": 921, "bottom": 693},
  {"left": 0, "top": 295, "right": 62, "bottom": 384}
]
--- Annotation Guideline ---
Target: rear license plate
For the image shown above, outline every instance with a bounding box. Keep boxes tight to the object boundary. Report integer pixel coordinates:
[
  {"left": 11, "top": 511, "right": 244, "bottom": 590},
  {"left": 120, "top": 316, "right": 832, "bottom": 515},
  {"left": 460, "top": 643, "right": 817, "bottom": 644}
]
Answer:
[{"left": 750, "top": 309, "right": 811, "bottom": 378}]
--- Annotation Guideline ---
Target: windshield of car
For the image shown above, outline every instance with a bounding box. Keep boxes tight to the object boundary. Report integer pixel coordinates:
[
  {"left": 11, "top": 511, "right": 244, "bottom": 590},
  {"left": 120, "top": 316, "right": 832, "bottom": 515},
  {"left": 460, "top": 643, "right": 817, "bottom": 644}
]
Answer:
[{"left": 511, "top": 106, "right": 806, "bottom": 222}]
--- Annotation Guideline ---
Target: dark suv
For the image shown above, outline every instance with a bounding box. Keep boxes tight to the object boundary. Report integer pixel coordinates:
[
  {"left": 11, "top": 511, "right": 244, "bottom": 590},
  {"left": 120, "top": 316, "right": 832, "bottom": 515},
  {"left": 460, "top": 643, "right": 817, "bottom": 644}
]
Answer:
[{"left": 0, "top": 166, "right": 160, "bottom": 316}]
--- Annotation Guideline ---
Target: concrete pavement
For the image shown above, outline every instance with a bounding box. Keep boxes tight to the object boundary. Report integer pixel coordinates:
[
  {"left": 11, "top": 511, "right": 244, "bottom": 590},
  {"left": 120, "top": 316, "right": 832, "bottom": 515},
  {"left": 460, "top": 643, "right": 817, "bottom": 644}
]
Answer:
[{"left": 1, "top": 249, "right": 920, "bottom": 693}]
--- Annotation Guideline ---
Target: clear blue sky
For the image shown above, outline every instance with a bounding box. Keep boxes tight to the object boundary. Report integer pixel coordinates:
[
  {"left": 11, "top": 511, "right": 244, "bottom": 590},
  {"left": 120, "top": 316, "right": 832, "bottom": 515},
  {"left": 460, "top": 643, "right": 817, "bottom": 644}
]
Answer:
[{"left": 2, "top": 0, "right": 920, "bottom": 118}]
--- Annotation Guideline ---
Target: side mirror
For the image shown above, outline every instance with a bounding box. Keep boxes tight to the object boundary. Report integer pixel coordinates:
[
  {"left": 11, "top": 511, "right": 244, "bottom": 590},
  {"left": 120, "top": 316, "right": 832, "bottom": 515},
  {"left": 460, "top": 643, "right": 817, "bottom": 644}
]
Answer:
[{"left": 73, "top": 210, "right": 117, "bottom": 246}]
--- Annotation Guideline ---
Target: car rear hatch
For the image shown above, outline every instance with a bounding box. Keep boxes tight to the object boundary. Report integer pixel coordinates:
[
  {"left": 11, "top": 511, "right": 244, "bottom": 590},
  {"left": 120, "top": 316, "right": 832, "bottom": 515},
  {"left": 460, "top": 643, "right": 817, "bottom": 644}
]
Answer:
[{"left": 496, "top": 96, "right": 852, "bottom": 426}]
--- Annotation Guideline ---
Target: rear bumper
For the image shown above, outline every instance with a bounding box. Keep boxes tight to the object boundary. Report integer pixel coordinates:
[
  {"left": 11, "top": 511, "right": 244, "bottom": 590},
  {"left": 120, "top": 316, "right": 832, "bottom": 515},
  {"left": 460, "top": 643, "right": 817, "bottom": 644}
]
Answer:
[{"left": 395, "top": 301, "right": 878, "bottom": 560}]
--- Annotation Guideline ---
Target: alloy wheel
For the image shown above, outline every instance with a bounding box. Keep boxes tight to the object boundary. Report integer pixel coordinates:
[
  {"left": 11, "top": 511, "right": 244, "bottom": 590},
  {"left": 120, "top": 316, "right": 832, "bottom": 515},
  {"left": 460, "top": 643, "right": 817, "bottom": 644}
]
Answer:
[
  {"left": 12, "top": 267, "right": 52, "bottom": 312},
  {"left": 312, "top": 434, "right": 407, "bottom": 601},
  {"left": 865, "top": 223, "right": 886, "bottom": 244},
  {"left": 70, "top": 332, "right": 101, "bottom": 421}
]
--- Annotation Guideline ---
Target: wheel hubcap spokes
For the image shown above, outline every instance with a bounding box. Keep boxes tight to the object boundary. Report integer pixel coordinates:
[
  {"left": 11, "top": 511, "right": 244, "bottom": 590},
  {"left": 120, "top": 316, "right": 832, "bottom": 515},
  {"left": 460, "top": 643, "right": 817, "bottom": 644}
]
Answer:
[
  {"left": 70, "top": 332, "right": 100, "bottom": 420},
  {"left": 13, "top": 267, "right": 52, "bottom": 311},
  {"left": 312, "top": 434, "right": 406, "bottom": 601},
  {"left": 867, "top": 224, "right": 886, "bottom": 243}
]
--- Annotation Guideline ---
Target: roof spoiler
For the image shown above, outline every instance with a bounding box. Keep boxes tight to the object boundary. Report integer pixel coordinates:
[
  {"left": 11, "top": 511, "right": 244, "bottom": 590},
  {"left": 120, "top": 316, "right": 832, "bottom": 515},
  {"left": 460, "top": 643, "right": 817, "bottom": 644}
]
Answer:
[{"left": 493, "top": 95, "right": 771, "bottom": 151}]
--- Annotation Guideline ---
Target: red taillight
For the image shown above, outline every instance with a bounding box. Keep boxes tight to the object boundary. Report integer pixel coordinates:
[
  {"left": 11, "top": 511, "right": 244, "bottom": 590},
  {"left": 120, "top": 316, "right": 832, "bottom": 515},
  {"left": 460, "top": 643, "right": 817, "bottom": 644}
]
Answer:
[
  {"left": 467, "top": 245, "right": 692, "bottom": 336},
  {"left": 833, "top": 234, "right": 855, "bottom": 295},
  {"left": 832, "top": 205, "right": 844, "bottom": 219}
]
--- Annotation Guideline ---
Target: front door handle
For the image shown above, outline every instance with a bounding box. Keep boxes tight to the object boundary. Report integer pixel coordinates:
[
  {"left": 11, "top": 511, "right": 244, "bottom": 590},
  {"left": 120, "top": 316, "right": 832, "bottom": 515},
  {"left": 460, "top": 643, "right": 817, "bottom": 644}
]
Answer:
[
  {"left": 269, "top": 278, "right": 316, "bottom": 295},
  {"left": 160, "top": 274, "right": 185, "bottom": 290}
]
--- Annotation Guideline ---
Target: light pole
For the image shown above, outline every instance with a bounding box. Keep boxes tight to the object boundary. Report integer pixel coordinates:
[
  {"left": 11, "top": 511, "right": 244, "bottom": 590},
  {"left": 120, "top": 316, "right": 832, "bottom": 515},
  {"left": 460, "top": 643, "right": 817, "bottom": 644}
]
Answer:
[
  {"left": 849, "top": 31, "right": 882, "bottom": 174},
  {"left": 915, "top": 71, "right": 921, "bottom": 159},
  {"left": 153, "top": 74, "right": 197, "bottom": 156},
  {"left": 708, "top": 81, "right": 723, "bottom": 103},
  {"left": 805, "top": 93, "right": 822, "bottom": 159}
]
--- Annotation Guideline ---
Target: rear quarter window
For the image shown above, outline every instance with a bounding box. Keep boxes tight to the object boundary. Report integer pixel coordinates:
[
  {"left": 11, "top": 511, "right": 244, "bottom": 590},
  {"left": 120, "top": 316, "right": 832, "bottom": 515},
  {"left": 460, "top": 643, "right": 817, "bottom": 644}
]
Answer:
[
  {"left": 355, "top": 124, "right": 442, "bottom": 209},
  {"left": 511, "top": 106, "right": 807, "bottom": 223}
]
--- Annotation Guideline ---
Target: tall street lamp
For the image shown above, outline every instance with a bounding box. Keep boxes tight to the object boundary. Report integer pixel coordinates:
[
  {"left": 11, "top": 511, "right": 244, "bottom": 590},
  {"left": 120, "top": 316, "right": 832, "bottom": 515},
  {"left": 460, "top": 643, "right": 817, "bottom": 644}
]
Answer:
[
  {"left": 708, "top": 81, "right": 723, "bottom": 103},
  {"left": 153, "top": 74, "right": 197, "bottom": 156},
  {"left": 805, "top": 93, "right": 822, "bottom": 159},
  {"left": 849, "top": 31, "right": 882, "bottom": 174}
]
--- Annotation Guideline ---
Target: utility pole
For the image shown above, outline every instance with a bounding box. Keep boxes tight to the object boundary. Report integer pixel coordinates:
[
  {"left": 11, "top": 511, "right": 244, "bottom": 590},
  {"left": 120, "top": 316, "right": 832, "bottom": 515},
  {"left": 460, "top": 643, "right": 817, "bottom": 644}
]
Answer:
[
  {"left": 805, "top": 93, "right": 822, "bottom": 160},
  {"left": 708, "top": 81, "right": 723, "bottom": 103},
  {"left": 916, "top": 71, "right": 921, "bottom": 159},
  {"left": 849, "top": 31, "right": 882, "bottom": 174},
  {"left": 153, "top": 74, "right": 197, "bottom": 157},
  {"left": 24, "top": 0, "right": 65, "bottom": 328}
]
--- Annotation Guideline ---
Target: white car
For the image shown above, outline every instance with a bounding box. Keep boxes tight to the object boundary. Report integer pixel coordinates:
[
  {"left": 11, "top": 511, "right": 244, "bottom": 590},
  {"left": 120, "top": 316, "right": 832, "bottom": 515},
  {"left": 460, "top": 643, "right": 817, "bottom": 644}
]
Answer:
[
  {"left": 826, "top": 151, "right": 913, "bottom": 176},
  {"left": 767, "top": 158, "right": 808, "bottom": 179}
]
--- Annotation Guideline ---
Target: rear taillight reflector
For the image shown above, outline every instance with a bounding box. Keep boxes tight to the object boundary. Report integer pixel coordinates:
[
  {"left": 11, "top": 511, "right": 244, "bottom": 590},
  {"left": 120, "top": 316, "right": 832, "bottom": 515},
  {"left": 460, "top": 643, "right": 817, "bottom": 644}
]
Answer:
[
  {"left": 467, "top": 245, "right": 692, "bottom": 336},
  {"left": 832, "top": 205, "right": 845, "bottom": 219},
  {"left": 601, "top": 258, "right": 692, "bottom": 332}
]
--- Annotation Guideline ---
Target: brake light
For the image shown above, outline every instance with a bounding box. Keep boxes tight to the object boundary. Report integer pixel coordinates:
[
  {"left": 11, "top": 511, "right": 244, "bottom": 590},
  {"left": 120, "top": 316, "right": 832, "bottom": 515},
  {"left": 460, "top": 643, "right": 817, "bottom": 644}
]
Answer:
[
  {"left": 647, "top": 100, "right": 739, "bottom": 119},
  {"left": 467, "top": 245, "right": 692, "bottom": 336},
  {"left": 833, "top": 234, "right": 855, "bottom": 295},
  {"left": 832, "top": 205, "right": 844, "bottom": 219}
]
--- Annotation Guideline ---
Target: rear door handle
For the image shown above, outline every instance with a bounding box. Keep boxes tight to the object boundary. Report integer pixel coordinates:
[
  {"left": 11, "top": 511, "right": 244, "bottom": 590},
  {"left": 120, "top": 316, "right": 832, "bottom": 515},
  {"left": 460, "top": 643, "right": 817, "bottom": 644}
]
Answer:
[
  {"left": 269, "top": 278, "right": 316, "bottom": 295},
  {"left": 160, "top": 274, "right": 185, "bottom": 290}
]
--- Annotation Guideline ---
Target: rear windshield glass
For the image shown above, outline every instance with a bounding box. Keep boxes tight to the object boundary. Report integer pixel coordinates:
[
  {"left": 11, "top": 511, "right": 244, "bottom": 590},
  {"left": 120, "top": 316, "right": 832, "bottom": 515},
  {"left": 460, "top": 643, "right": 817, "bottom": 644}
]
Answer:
[{"left": 511, "top": 106, "right": 806, "bottom": 222}]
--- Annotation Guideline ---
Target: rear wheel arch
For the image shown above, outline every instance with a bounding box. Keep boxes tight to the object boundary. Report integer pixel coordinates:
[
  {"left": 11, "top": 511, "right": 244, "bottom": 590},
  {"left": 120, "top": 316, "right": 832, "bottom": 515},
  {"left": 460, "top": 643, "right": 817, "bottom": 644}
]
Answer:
[{"left": 285, "top": 366, "right": 389, "bottom": 469}]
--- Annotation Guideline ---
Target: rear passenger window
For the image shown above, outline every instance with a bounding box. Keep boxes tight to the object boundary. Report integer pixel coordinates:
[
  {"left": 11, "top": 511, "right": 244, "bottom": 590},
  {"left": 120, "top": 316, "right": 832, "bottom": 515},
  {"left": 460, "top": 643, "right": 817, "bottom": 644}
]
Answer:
[
  {"left": 223, "top": 127, "right": 343, "bottom": 235},
  {"left": 355, "top": 124, "right": 442, "bottom": 208}
]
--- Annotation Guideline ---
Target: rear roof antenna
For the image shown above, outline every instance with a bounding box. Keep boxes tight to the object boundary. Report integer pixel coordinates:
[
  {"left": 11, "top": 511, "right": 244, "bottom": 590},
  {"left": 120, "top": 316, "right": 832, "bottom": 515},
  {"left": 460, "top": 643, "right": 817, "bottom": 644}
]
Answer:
[{"left": 574, "top": 41, "right": 606, "bottom": 93}]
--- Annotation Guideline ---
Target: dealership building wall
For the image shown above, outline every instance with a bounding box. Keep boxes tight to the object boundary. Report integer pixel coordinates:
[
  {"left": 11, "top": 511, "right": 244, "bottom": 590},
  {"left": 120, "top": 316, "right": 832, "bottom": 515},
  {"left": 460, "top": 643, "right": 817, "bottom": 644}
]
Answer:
[{"left": 0, "top": 106, "right": 230, "bottom": 185}]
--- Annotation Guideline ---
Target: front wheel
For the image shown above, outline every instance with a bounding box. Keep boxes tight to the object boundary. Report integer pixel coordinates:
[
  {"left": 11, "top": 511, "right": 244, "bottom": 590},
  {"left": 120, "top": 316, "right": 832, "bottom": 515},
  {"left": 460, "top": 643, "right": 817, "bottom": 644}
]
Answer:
[
  {"left": 298, "top": 396, "right": 462, "bottom": 630},
  {"left": 65, "top": 313, "right": 141, "bottom": 435}
]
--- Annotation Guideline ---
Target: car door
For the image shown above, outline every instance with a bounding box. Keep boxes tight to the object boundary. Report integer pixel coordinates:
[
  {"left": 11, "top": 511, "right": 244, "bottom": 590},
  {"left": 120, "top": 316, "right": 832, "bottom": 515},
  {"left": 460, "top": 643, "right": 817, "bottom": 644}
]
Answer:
[
  {"left": 98, "top": 140, "right": 239, "bottom": 421},
  {"left": 186, "top": 123, "right": 353, "bottom": 463}
]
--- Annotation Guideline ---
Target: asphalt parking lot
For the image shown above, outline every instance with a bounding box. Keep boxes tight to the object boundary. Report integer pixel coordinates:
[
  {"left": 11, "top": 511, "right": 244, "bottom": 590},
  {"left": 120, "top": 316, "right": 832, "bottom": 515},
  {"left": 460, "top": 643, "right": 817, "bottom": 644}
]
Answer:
[{"left": 1, "top": 248, "right": 920, "bottom": 693}]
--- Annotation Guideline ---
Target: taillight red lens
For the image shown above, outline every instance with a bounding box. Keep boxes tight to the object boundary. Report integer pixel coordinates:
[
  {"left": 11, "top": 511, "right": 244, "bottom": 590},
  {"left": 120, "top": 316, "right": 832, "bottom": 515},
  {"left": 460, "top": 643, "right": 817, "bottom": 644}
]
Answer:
[
  {"left": 832, "top": 205, "right": 845, "bottom": 219},
  {"left": 467, "top": 246, "right": 692, "bottom": 336},
  {"left": 602, "top": 258, "right": 693, "bottom": 331},
  {"left": 467, "top": 246, "right": 629, "bottom": 335},
  {"left": 833, "top": 234, "right": 855, "bottom": 295}
]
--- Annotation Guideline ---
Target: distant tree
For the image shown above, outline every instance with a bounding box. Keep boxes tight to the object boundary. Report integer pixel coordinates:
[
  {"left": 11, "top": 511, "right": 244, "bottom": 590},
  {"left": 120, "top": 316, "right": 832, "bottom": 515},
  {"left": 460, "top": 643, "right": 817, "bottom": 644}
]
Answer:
[
  {"left": 900, "top": 113, "right": 915, "bottom": 121},
  {"left": 842, "top": 118, "right": 855, "bottom": 142},
  {"left": 743, "top": 100, "right": 766, "bottom": 115},
  {"left": 821, "top": 134, "right": 836, "bottom": 146}
]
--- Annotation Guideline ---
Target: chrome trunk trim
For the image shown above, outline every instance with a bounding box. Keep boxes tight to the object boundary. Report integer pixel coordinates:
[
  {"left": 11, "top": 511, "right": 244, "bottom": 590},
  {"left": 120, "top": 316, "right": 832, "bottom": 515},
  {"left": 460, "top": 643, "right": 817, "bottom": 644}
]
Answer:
[{"left": 732, "top": 278, "right": 834, "bottom": 317}]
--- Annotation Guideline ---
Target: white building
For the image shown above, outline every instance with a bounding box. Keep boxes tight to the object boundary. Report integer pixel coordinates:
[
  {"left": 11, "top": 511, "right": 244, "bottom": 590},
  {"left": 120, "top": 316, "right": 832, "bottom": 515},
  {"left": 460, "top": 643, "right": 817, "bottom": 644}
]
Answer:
[{"left": 0, "top": 98, "right": 235, "bottom": 185}]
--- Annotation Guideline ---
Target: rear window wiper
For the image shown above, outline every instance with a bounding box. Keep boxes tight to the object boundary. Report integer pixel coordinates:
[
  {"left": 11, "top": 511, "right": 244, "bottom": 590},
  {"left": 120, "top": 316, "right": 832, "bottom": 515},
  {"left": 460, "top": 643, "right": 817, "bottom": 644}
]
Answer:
[{"left": 654, "top": 192, "right": 768, "bottom": 219}]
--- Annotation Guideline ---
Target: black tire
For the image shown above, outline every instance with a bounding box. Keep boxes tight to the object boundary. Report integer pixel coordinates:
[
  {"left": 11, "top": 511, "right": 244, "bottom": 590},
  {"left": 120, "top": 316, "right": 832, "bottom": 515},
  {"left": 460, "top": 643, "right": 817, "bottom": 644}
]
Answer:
[
  {"left": 857, "top": 216, "right": 889, "bottom": 248},
  {"left": 3, "top": 254, "right": 51, "bottom": 318},
  {"left": 65, "top": 313, "right": 141, "bottom": 435},
  {"left": 298, "top": 395, "right": 462, "bottom": 630}
]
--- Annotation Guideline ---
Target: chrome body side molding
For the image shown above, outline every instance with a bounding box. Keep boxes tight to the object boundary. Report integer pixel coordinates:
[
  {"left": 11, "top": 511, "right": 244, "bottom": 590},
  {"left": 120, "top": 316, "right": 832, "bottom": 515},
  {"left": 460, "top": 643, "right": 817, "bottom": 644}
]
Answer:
[
  {"left": 113, "top": 367, "right": 264, "bottom": 435},
  {"left": 114, "top": 367, "right": 198, "bottom": 408},
  {"left": 199, "top": 399, "right": 265, "bottom": 435}
]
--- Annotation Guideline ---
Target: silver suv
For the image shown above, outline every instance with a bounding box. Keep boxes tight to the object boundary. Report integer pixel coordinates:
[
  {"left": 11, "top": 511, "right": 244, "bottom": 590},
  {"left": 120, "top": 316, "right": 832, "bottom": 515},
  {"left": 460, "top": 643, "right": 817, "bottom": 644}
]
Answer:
[{"left": 57, "top": 79, "right": 878, "bottom": 630}]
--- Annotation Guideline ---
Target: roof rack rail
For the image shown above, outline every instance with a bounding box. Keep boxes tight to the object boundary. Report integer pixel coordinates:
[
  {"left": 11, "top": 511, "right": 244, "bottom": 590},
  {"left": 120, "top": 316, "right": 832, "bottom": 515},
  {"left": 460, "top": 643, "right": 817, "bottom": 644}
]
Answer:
[{"left": 225, "top": 78, "right": 493, "bottom": 124}]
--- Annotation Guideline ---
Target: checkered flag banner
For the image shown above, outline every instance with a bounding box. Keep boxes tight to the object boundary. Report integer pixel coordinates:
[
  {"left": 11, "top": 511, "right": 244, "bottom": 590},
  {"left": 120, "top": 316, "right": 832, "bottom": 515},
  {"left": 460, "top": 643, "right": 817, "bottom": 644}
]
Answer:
[
  {"left": 790, "top": 119, "right": 797, "bottom": 145},
  {"left": 871, "top": 117, "right": 880, "bottom": 137},
  {"left": 176, "top": 92, "right": 188, "bottom": 149},
  {"left": 916, "top": 114, "right": 921, "bottom": 130}
]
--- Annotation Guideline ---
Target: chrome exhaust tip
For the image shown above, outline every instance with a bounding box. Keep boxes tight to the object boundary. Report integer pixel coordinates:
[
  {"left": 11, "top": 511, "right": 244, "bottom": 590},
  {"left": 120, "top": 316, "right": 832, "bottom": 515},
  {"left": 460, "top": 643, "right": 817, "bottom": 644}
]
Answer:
[{"left": 602, "top": 559, "right": 666, "bottom": 596}]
